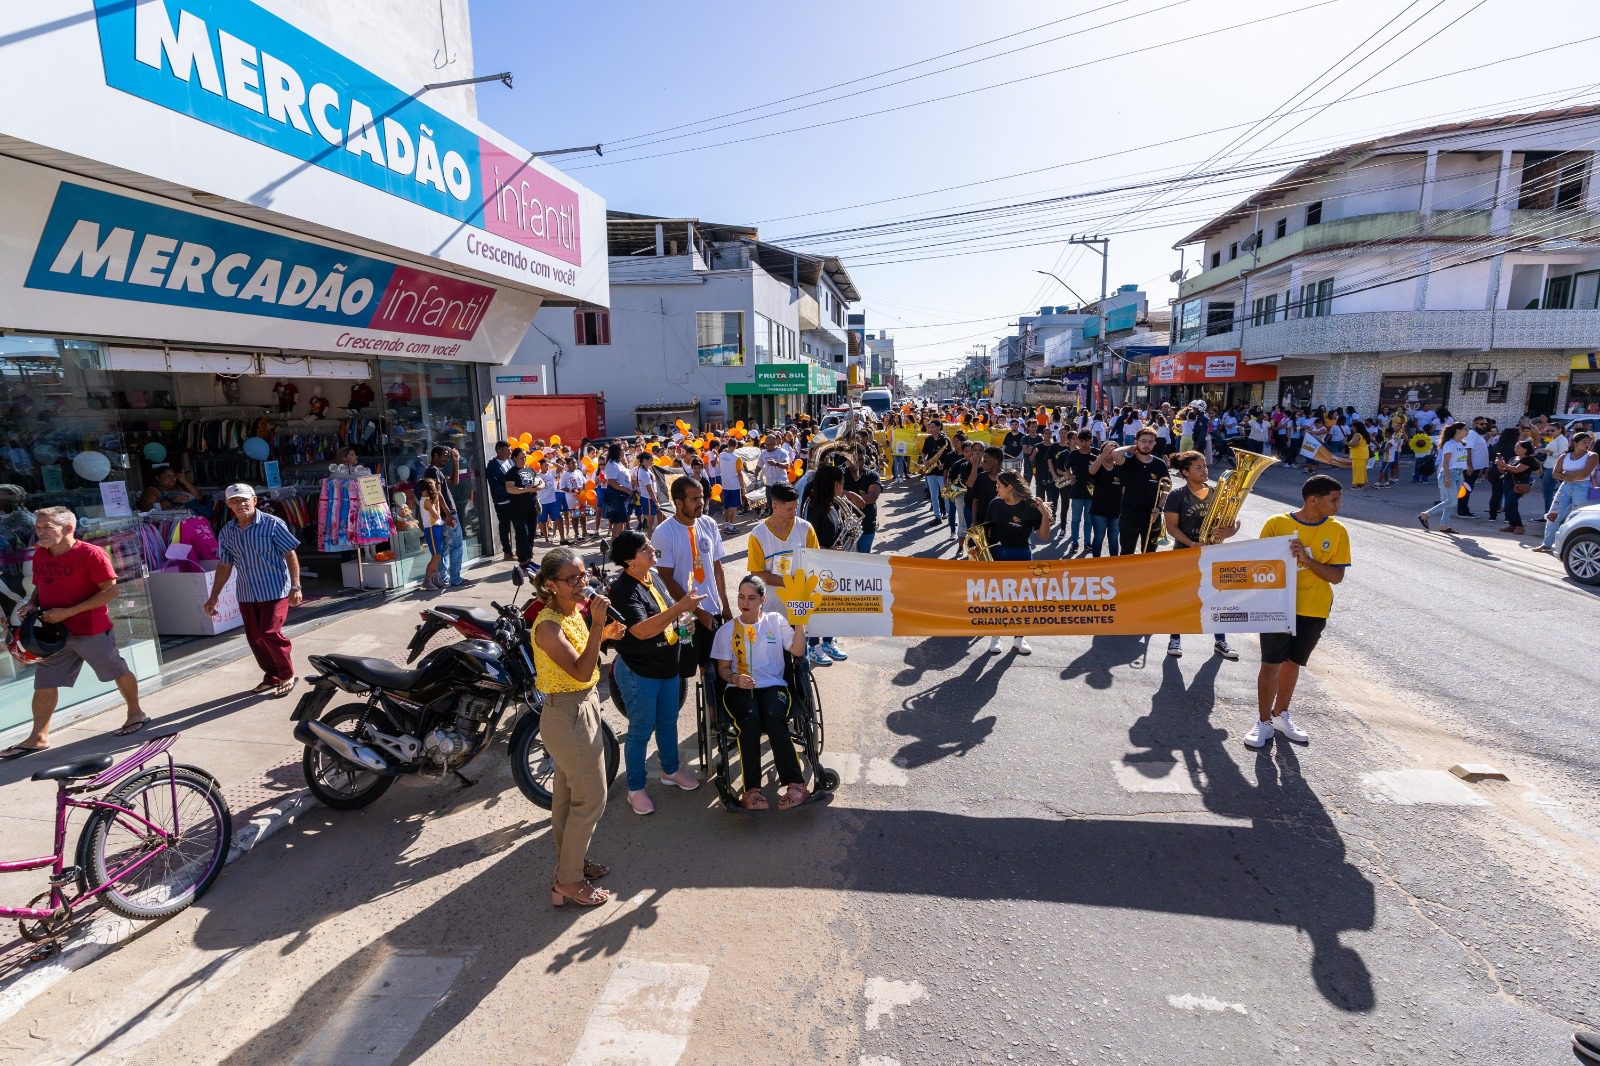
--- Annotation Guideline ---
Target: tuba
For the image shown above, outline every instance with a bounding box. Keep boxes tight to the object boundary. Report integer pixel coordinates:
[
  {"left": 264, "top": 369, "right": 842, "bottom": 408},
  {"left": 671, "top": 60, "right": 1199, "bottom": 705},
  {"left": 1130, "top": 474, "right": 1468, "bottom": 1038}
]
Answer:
[
  {"left": 961, "top": 522, "right": 994, "bottom": 562},
  {"left": 1197, "top": 448, "right": 1280, "bottom": 544},
  {"left": 835, "top": 498, "right": 864, "bottom": 552}
]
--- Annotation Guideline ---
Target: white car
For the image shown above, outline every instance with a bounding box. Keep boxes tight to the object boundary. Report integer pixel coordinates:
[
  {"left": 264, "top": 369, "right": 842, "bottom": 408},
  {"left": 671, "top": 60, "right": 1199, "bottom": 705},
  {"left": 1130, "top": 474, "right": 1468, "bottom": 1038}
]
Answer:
[{"left": 1554, "top": 502, "right": 1600, "bottom": 586}]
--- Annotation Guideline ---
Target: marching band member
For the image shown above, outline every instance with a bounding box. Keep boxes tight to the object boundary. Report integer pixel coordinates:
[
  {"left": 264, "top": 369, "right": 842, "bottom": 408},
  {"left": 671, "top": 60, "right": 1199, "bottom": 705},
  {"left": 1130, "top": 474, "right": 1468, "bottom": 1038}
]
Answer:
[
  {"left": 1109, "top": 427, "right": 1170, "bottom": 556},
  {"left": 1160, "top": 451, "right": 1240, "bottom": 662}
]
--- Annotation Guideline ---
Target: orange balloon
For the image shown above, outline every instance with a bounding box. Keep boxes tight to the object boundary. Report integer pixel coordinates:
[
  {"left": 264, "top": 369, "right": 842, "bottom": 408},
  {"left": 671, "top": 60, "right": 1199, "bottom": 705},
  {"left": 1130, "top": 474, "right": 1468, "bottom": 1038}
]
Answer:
[
  {"left": 549, "top": 434, "right": 562, "bottom": 446},
  {"left": 711, "top": 484, "right": 724, "bottom": 502},
  {"left": 583, "top": 478, "right": 595, "bottom": 491},
  {"left": 735, "top": 420, "right": 745, "bottom": 430},
  {"left": 530, "top": 449, "right": 544, "bottom": 462},
  {"left": 581, "top": 489, "right": 597, "bottom": 505},
  {"left": 655, "top": 455, "right": 673, "bottom": 467}
]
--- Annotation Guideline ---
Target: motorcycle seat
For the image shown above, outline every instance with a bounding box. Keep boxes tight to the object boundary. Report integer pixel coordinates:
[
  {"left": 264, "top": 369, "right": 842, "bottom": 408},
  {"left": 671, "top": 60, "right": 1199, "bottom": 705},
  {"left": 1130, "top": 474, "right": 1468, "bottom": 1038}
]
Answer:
[
  {"left": 32, "top": 753, "right": 115, "bottom": 783},
  {"left": 320, "top": 654, "right": 424, "bottom": 692},
  {"left": 436, "top": 605, "right": 499, "bottom": 631}
]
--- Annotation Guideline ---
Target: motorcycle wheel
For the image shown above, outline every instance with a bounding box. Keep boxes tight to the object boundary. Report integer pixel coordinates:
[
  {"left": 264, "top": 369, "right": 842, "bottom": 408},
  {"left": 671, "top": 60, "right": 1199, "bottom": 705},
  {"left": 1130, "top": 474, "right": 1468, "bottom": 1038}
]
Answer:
[
  {"left": 302, "top": 704, "right": 396, "bottom": 810},
  {"left": 510, "top": 709, "right": 620, "bottom": 810}
]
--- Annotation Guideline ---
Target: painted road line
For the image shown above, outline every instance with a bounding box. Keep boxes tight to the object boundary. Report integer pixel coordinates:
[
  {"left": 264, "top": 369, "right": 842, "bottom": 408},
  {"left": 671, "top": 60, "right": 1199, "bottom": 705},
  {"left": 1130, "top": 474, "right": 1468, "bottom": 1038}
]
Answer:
[
  {"left": 35, "top": 945, "right": 259, "bottom": 1066},
  {"left": 1112, "top": 757, "right": 1203, "bottom": 795},
  {"left": 567, "top": 957, "right": 710, "bottom": 1066},
  {"left": 824, "top": 753, "right": 862, "bottom": 786},
  {"left": 1360, "top": 769, "right": 1488, "bottom": 807},
  {"left": 863, "top": 976, "right": 926, "bottom": 1031},
  {"left": 822, "top": 754, "right": 908, "bottom": 787},
  {"left": 1166, "top": 992, "right": 1248, "bottom": 1015},
  {"left": 292, "top": 951, "right": 466, "bottom": 1065}
]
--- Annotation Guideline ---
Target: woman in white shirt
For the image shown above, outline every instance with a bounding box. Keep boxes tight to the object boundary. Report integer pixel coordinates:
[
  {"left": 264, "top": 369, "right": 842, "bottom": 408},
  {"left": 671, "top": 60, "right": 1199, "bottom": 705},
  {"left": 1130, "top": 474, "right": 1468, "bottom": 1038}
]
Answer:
[
  {"left": 1419, "top": 421, "right": 1469, "bottom": 533},
  {"left": 709, "top": 575, "right": 809, "bottom": 811}
]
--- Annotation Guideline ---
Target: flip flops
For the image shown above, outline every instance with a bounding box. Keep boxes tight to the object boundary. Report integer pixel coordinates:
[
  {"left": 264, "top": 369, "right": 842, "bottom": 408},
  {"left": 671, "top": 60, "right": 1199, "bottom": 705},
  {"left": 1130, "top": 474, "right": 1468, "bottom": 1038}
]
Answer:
[
  {"left": 0, "top": 744, "right": 48, "bottom": 761},
  {"left": 115, "top": 718, "right": 151, "bottom": 736}
]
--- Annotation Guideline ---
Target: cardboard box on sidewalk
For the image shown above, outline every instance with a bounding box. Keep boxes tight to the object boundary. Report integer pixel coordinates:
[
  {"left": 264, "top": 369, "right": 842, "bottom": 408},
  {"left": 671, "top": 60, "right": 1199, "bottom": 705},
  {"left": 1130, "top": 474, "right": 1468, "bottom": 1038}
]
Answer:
[{"left": 149, "top": 560, "right": 241, "bottom": 636}]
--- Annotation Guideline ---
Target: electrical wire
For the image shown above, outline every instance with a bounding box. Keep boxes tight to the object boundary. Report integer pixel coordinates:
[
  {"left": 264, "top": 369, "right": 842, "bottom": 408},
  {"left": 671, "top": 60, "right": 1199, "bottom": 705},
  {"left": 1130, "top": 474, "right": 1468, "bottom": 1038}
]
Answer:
[{"left": 565, "top": 0, "right": 1348, "bottom": 172}]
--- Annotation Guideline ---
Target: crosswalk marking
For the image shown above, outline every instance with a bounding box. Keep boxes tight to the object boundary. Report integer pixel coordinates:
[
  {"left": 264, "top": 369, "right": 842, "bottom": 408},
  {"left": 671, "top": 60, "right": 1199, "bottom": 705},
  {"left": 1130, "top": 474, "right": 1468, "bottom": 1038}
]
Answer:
[
  {"left": 292, "top": 952, "right": 465, "bottom": 1065},
  {"left": 822, "top": 753, "right": 907, "bottom": 787},
  {"left": 1112, "top": 757, "right": 1203, "bottom": 795},
  {"left": 1360, "top": 769, "right": 1488, "bottom": 807},
  {"left": 567, "top": 958, "right": 710, "bottom": 1066},
  {"left": 862, "top": 976, "right": 925, "bottom": 1031}
]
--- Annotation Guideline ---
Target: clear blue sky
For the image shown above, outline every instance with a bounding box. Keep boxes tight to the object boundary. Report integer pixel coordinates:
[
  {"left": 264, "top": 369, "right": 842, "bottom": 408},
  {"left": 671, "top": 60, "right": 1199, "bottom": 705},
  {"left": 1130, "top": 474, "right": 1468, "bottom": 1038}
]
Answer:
[{"left": 469, "top": 0, "right": 1598, "bottom": 380}]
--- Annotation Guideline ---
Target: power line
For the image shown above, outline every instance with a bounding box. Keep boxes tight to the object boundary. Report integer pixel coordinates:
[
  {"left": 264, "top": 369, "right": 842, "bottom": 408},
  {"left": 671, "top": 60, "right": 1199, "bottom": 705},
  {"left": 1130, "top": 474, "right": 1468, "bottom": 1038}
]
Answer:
[
  {"left": 565, "top": 0, "right": 1347, "bottom": 171},
  {"left": 602, "top": 0, "right": 1194, "bottom": 153}
]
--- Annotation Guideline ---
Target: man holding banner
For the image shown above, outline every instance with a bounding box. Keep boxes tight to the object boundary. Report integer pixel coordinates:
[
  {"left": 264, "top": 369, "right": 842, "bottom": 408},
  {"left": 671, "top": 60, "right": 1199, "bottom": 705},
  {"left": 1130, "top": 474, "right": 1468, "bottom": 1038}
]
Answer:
[{"left": 1248, "top": 474, "right": 1351, "bottom": 749}]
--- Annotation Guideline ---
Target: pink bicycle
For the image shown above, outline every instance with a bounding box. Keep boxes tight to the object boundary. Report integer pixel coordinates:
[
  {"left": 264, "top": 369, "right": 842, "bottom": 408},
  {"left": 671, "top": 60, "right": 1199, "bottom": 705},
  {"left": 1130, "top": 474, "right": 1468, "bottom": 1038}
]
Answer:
[{"left": 1, "top": 731, "right": 231, "bottom": 943}]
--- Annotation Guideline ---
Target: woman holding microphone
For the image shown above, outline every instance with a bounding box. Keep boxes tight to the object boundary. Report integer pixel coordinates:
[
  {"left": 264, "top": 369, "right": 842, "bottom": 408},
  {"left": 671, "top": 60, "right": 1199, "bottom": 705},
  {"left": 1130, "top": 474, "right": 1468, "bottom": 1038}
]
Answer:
[{"left": 531, "top": 547, "right": 626, "bottom": 907}]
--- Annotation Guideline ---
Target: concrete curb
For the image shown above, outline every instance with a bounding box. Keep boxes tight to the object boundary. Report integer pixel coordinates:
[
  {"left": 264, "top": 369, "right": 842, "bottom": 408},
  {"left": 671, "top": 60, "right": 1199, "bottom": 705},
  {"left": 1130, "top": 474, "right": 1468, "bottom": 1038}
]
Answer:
[{"left": 0, "top": 786, "right": 316, "bottom": 1027}]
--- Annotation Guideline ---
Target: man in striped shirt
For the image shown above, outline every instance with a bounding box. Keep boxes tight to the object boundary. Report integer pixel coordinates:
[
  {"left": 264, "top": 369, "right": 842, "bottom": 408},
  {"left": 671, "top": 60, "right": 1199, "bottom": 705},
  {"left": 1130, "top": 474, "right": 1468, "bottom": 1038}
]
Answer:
[{"left": 204, "top": 483, "right": 303, "bottom": 697}]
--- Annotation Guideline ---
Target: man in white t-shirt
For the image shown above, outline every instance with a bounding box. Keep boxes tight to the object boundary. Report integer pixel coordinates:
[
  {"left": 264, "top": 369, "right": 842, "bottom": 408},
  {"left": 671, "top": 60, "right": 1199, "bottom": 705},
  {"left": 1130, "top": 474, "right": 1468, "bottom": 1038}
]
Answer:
[
  {"left": 757, "top": 434, "right": 791, "bottom": 517},
  {"left": 655, "top": 476, "right": 731, "bottom": 683},
  {"left": 716, "top": 443, "right": 745, "bottom": 533},
  {"left": 1537, "top": 423, "right": 1568, "bottom": 512},
  {"left": 1461, "top": 418, "right": 1491, "bottom": 518}
]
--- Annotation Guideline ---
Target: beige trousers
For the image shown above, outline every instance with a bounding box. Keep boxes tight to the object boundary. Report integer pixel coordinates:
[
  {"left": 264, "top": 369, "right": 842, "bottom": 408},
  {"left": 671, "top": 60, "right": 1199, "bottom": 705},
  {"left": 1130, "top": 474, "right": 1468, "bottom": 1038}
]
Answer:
[{"left": 539, "top": 687, "right": 609, "bottom": 883}]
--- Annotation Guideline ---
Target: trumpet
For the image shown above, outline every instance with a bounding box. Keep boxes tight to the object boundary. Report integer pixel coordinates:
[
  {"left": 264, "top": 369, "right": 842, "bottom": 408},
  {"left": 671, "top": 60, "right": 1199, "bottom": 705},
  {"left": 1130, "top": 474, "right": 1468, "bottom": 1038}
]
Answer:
[{"left": 961, "top": 522, "right": 994, "bottom": 562}]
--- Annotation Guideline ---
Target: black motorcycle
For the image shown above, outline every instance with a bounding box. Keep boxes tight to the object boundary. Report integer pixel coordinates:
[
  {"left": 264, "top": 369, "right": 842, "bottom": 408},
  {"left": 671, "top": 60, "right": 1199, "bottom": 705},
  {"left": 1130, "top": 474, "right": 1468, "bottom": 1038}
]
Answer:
[{"left": 291, "top": 567, "right": 618, "bottom": 809}]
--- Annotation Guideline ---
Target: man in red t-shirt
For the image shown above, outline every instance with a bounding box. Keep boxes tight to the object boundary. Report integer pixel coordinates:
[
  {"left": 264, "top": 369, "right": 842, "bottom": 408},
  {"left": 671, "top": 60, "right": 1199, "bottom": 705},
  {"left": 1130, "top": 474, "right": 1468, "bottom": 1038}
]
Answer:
[{"left": 0, "top": 507, "right": 147, "bottom": 759}]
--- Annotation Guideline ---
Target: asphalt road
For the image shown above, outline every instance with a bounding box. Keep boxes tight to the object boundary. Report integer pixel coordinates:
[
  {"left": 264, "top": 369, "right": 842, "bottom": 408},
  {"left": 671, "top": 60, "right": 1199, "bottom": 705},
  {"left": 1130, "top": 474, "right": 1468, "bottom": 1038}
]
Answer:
[{"left": 2, "top": 470, "right": 1595, "bottom": 1065}]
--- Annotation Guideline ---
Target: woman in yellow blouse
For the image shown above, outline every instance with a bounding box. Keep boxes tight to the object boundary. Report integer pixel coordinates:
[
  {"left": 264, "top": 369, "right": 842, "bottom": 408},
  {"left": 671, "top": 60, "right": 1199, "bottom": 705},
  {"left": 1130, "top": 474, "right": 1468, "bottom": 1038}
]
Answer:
[{"left": 531, "top": 547, "right": 625, "bottom": 907}]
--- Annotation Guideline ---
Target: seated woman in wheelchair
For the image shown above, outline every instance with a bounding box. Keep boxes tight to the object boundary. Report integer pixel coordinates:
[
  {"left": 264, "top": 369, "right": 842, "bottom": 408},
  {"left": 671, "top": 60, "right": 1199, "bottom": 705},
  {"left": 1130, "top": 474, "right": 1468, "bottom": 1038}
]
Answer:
[{"left": 708, "top": 575, "right": 810, "bottom": 811}]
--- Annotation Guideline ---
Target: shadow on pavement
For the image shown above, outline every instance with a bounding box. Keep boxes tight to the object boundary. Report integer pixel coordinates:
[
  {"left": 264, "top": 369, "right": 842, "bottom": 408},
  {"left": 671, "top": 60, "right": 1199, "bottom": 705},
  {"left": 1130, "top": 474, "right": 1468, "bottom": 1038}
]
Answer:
[
  {"left": 885, "top": 651, "right": 1003, "bottom": 768},
  {"left": 1060, "top": 634, "right": 1149, "bottom": 689}
]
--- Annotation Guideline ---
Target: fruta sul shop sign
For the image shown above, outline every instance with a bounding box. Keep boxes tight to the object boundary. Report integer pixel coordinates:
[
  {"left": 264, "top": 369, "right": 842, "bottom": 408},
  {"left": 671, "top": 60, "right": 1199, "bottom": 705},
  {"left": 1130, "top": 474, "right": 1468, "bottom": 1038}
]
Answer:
[{"left": 93, "top": 0, "right": 581, "bottom": 265}]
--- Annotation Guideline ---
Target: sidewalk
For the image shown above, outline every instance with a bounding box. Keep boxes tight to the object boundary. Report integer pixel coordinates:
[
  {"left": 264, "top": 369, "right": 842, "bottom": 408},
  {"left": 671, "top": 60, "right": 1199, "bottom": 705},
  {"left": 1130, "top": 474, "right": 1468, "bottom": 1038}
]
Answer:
[{"left": 0, "top": 562, "right": 519, "bottom": 1004}]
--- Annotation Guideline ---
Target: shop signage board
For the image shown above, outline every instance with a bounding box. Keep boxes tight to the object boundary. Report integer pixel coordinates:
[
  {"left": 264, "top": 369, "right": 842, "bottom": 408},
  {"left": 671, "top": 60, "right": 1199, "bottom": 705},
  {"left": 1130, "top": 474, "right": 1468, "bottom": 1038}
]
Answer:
[
  {"left": 727, "top": 365, "right": 812, "bottom": 396},
  {"left": 0, "top": 0, "right": 607, "bottom": 309},
  {"left": 0, "top": 155, "right": 542, "bottom": 364},
  {"left": 1149, "top": 351, "right": 1276, "bottom": 385}
]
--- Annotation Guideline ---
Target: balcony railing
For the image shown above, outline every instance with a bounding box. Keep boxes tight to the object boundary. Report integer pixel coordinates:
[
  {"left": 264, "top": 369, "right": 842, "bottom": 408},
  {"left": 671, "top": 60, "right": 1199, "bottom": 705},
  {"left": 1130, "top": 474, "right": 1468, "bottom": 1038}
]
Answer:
[{"left": 1171, "top": 308, "right": 1600, "bottom": 359}]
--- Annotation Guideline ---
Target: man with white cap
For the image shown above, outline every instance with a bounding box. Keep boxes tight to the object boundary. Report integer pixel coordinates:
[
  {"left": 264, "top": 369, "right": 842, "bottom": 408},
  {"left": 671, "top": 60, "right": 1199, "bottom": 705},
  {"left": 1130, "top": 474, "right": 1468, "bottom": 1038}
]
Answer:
[{"left": 204, "top": 483, "right": 303, "bottom": 697}]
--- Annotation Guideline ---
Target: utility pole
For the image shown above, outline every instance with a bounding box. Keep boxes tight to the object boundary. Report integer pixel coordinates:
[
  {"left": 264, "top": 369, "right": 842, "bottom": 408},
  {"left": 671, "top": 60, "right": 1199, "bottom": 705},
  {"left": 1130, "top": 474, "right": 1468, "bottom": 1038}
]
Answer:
[{"left": 1069, "top": 235, "right": 1110, "bottom": 411}]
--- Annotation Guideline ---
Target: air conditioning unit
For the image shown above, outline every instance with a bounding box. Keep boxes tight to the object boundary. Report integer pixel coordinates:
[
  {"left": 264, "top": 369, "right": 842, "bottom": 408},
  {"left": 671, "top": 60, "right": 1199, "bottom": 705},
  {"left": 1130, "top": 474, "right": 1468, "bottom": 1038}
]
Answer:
[{"left": 1465, "top": 368, "right": 1498, "bottom": 389}]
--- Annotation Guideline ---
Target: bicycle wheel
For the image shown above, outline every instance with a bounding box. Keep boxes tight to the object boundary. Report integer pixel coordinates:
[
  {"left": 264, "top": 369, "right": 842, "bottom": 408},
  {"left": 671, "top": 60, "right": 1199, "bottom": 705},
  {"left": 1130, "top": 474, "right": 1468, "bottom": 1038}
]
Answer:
[
  {"left": 510, "top": 708, "right": 619, "bottom": 810},
  {"left": 84, "top": 766, "right": 232, "bottom": 922}
]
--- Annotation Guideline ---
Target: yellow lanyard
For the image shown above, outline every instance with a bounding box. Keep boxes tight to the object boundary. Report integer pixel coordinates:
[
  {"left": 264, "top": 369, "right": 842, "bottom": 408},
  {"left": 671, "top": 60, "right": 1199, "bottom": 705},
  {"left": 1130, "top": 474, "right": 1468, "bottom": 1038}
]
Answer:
[
  {"left": 643, "top": 575, "right": 678, "bottom": 645},
  {"left": 732, "top": 621, "right": 755, "bottom": 677}
]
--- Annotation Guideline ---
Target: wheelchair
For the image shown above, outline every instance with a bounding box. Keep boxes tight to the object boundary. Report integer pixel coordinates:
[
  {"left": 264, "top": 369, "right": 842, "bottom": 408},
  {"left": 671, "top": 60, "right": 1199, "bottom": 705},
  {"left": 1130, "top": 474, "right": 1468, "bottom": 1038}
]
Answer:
[{"left": 695, "top": 650, "right": 839, "bottom": 811}]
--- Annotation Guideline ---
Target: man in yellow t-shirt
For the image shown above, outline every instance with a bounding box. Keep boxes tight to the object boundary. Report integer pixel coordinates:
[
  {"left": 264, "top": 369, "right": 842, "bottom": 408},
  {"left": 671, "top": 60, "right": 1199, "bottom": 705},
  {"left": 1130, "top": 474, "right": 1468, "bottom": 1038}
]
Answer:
[{"left": 1248, "top": 474, "right": 1351, "bottom": 750}]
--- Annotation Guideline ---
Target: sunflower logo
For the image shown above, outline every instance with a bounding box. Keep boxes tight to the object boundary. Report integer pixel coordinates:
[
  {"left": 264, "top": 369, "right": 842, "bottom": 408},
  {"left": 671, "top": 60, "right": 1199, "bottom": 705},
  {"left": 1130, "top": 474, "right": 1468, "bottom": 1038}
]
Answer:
[{"left": 817, "top": 571, "right": 838, "bottom": 594}]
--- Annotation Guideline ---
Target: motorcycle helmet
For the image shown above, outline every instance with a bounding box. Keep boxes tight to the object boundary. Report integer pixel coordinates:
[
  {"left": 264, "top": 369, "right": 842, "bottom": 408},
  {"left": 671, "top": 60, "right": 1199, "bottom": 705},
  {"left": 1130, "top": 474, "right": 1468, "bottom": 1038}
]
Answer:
[{"left": 16, "top": 614, "right": 68, "bottom": 663}]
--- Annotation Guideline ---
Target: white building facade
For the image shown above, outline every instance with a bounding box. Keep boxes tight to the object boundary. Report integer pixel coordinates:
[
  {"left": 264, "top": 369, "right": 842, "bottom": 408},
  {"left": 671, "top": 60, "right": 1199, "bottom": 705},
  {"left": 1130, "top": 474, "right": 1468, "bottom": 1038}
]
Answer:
[
  {"left": 511, "top": 214, "right": 853, "bottom": 433},
  {"left": 1169, "top": 106, "right": 1600, "bottom": 420}
]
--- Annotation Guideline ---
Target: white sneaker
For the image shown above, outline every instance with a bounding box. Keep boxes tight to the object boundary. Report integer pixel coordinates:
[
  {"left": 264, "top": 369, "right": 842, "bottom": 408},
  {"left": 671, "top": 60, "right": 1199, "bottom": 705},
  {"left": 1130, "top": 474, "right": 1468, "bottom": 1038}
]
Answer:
[
  {"left": 987, "top": 636, "right": 1002, "bottom": 654},
  {"left": 1273, "top": 713, "right": 1310, "bottom": 744},
  {"left": 1243, "top": 719, "right": 1275, "bottom": 749},
  {"left": 1014, "top": 636, "right": 1032, "bottom": 655},
  {"left": 1167, "top": 636, "right": 1183, "bottom": 658},
  {"left": 1213, "top": 639, "right": 1240, "bottom": 661}
]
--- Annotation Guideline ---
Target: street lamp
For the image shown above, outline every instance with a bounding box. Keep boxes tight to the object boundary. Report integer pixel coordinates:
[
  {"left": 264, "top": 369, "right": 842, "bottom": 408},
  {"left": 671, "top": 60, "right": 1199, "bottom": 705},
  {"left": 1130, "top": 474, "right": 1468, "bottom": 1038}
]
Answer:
[{"left": 1034, "top": 269, "right": 1093, "bottom": 311}]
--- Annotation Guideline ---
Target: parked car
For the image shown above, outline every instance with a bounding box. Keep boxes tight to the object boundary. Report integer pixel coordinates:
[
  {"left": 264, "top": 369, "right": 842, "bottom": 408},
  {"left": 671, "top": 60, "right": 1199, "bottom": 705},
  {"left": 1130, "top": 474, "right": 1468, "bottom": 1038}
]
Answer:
[{"left": 1554, "top": 502, "right": 1600, "bottom": 586}]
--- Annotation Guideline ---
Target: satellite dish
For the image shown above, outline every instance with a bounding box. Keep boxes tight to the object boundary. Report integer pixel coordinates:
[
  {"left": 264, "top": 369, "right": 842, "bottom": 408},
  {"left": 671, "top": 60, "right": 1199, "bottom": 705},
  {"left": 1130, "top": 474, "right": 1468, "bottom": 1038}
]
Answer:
[{"left": 1168, "top": 269, "right": 1185, "bottom": 283}]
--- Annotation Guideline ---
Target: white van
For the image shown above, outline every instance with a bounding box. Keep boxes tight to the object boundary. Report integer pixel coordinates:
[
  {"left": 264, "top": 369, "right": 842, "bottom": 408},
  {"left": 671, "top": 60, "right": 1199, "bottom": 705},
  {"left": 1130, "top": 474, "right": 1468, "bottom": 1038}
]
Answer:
[{"left": 859, "top": 388, "right": 894, "bottom": 418}]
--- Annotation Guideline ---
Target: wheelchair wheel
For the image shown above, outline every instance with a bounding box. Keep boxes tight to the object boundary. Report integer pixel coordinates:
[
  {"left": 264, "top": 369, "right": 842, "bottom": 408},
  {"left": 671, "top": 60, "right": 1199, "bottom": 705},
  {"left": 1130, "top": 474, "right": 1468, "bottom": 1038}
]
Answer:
[
  {"left": 806, "top": 668, "right": 826, "bottom": 756},
  {"left": 695, "top": 680, "right": 710, "bottom": 776}
]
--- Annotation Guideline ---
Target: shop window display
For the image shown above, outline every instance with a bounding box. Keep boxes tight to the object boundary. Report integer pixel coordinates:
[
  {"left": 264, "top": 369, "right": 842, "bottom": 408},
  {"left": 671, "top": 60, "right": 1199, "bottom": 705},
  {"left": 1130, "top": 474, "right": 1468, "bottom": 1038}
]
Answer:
[
  {"left": 377, "top": 359, "right": 484, "bottom": 584},
  {"left": 0, "top": 338, "right": 159, "bottom": 735}
]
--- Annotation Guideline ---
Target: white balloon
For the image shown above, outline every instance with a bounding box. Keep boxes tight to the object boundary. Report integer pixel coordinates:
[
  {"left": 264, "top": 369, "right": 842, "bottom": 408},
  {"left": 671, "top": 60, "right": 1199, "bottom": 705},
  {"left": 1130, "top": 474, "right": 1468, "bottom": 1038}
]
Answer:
[{"left": 72, "top": 450, "right": 112, "bottom": 482}]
